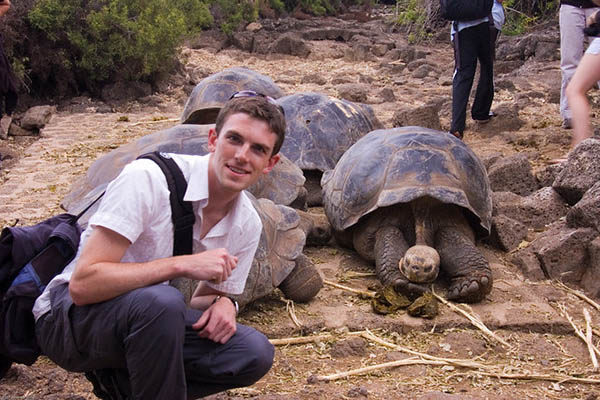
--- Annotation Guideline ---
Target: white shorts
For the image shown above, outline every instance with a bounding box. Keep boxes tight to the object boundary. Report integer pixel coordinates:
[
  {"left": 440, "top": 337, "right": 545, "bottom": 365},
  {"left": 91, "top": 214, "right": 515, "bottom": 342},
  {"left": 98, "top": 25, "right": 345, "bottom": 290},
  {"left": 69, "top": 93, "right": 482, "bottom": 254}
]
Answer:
[{"left": 586, "top": 37, "right": 600, "bottom": 55}]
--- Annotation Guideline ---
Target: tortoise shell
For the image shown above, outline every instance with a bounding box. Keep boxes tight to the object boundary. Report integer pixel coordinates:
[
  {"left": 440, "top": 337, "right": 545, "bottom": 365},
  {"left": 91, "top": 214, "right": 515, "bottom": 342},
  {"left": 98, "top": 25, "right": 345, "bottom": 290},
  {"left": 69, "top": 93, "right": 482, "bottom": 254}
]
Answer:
[
  {"left": 62, "top": 124, "right": 305, "bottom": 219},
  {"left": 276, "top": 91, "right": 383, "bottom": 172},
  {"left": 321, "top": 126, "right": 492, "bottom": 238},
  {"left": 181, "top": 67, "right": 284, "bottom": 124}
]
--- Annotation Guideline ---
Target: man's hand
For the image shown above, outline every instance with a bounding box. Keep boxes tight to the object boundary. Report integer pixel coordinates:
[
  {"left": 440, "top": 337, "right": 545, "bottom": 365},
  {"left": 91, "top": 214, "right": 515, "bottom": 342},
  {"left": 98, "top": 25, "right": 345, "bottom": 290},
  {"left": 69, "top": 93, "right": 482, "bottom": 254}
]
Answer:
[
  {"left": 192, "top": 296, "right": 237, "bottom": 344},
  {"left": 182, "top": 248, "right": 238, "bottom": 284}
]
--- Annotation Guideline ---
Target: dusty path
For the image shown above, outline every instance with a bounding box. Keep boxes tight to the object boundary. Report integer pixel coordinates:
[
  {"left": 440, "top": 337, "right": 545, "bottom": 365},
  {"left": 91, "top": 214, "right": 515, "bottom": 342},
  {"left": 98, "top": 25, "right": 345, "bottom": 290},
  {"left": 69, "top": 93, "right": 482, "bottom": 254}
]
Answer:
[{"left": 2, "top": 14, "right": 600, "bottom": 400}]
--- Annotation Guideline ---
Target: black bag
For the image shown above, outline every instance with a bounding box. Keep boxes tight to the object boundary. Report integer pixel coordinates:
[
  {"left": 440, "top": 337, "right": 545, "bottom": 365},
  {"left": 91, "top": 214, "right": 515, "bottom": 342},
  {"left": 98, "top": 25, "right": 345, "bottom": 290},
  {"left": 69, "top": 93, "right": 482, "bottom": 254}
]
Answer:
[
  {"left": 0, "top": 151, "right": 194, "bottom": 381},
  {"left": 0, "top": 210, "right": 94, "bottom": 378},
  {"left": 439, "top": 0, "right": 493, "bottom": 21}
]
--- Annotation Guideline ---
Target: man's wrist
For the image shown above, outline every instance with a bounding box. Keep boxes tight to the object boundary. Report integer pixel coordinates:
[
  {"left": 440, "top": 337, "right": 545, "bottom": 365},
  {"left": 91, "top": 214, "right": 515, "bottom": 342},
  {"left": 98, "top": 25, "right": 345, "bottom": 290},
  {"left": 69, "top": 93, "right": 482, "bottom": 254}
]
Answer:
[{"left": 212, "top": 295, "right": 239, "bottom": 316}]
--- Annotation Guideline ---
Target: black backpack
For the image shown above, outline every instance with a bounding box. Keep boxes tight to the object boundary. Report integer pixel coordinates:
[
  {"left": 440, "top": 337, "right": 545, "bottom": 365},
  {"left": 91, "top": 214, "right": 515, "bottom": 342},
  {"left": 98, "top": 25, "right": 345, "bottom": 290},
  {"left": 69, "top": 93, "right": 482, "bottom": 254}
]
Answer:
[
  {"left": 0, "top": 151, "right": 194, "bottom": 380},
  {"left": 439, "top": 0, "right": 493, "bottom": 21}
]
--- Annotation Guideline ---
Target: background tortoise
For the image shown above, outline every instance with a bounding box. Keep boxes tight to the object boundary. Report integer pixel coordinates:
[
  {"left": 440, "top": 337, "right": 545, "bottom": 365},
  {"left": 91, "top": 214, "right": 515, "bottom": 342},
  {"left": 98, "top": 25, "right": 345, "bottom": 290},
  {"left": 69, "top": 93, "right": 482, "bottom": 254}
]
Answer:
[
  {"left": 173, "top": 194, "right": 324, "bottom": 308},
  {"left": 321, "top": 127, "right": 493, "bottom": 303},
  {"left": 181, "top": 67, "right": 284, "bottom": 125},
  {"left": 62, "top": 124, "right": 308, "bottom": 220},
  {"left": 276, "top": 92, "right": 383, "bottom": 206}
]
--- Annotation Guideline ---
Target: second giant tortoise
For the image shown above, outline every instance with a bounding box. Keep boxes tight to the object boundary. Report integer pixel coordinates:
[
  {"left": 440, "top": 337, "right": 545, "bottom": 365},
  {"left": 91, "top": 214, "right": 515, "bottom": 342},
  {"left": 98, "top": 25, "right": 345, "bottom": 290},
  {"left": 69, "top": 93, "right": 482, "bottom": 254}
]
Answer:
[
  {"left": 276, "top": 92, "right": 383, "bottom": 206},
  {"left": 173, "top": 194, "right": 324, "bottom": 309},
  {"left": 181, "top": 67, "right": 284, "bottom": 125},
  {"left": 62, "top": 124, "right": 308, "bottom": 220},
  {"left": 322, "top": 127, "right": 493, "bottom": 303}
]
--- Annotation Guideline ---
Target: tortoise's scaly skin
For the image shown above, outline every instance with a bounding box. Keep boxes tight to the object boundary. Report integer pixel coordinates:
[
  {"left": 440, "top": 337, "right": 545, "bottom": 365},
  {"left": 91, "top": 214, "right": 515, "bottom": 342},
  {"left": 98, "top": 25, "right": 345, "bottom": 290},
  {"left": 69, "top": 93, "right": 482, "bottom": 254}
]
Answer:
[
  {"left": 322, "top": 127, "right": 493, "bottom": 303},
  {"left": 171, "top": 195, "right": 323, "bottom": 309},
  {"left": 276, "top": 92, "right": 383, "bottom": 206},
  {"left": 62, "top": 124, "right": 306, "bottom": 221},
  {"left": 181, "top": 67, "right": 284, "bottom": 125}
]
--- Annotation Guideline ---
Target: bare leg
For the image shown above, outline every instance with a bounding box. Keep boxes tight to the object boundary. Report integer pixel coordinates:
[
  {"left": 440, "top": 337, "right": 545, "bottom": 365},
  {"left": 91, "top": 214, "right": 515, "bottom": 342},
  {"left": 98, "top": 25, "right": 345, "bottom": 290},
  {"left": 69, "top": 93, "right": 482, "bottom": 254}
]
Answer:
[{"left": 566, "top": 50, "right": 600, "bottom": 147}]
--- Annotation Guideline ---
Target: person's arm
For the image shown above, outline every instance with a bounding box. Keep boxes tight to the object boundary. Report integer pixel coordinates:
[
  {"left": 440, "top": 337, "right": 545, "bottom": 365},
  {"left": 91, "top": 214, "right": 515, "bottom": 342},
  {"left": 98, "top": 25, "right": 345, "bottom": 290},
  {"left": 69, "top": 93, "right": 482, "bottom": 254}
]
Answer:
[
  {"left": 69, "top": 226, "right": 237, "bottom": 305},
  {"left": 0, "top": 0, "right": 11, "bottom": 17},
  {"left": 588, "top": 10, "right": 600, "bottom": 26}
]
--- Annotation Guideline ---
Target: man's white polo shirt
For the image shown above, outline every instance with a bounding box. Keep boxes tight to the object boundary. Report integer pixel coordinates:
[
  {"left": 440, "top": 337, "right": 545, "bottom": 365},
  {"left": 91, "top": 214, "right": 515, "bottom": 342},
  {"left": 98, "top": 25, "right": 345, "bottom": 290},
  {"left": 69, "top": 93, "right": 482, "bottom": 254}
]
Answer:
[{"left": 33, "top": 153, "right": 262, "bottom": 321}]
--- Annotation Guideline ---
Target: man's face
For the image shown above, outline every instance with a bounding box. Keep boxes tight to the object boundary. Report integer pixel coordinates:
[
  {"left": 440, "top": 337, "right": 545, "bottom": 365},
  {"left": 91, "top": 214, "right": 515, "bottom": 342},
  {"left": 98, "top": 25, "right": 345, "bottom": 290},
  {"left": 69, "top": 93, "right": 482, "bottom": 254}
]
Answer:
[{"left": 208, "top": 112, "right": 280, "bottom": 194}]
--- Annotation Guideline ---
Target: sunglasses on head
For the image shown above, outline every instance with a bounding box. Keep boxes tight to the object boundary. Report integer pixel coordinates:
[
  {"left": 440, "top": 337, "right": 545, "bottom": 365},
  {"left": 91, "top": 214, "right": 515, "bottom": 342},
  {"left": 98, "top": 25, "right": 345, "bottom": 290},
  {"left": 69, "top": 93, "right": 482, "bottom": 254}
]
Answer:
[{"left": 229, "top": 90, "right": 285, "bottom": 116}]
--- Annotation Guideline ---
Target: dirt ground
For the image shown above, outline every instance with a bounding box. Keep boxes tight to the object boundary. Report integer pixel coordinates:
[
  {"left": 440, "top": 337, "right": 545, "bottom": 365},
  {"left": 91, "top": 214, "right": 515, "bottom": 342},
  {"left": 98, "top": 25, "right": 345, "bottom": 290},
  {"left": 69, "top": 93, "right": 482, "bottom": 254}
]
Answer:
[{"left": 2, "top": 8, "right": 600, "bottom": 400}]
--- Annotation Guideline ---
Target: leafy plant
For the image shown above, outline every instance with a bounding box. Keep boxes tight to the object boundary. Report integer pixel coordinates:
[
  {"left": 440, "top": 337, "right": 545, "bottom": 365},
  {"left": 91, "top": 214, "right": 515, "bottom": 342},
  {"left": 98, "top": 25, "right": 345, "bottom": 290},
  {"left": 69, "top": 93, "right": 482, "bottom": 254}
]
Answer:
[{"left": 27, "top": 0, "right": 213, "bottom": 88}]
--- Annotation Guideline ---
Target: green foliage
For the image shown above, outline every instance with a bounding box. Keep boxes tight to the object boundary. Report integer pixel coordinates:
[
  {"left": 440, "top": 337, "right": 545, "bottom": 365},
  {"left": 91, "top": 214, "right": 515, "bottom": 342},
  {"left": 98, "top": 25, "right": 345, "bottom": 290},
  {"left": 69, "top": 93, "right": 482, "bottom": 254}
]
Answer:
[
  {"left": 27, "top": 0, "right": 213, "bottom": 85},
  {"left": 269, "top": 0, "right": 286, "bottom": 13},
  {"left": 502, "top": 0, "right": 560, "bottom": 35},
  {"left": 215, "top": 0, "right": 258, "bottom": 35},
  {"left": 395, "top": 0, "right": 429, "bottom": 43}
]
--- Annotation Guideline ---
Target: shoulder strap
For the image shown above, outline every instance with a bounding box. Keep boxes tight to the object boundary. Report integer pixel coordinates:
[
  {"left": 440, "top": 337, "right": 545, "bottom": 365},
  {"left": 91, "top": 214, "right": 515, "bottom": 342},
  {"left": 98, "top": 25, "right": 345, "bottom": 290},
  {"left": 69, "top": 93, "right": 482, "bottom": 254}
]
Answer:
[{"left": 137, "top": 152, "right": 195, "bottom": 256}]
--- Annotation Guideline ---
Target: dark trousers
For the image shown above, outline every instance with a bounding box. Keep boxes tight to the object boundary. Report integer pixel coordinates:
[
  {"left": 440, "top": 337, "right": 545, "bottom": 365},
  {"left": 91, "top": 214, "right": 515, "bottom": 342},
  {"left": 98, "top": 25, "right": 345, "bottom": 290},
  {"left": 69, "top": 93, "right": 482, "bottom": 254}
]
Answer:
[
  {"left": 450, "top": 22, "right": 495, "bottom": 134},
  {"left": 35, "top": 283, "right": 274, "bottom": 400},
  {"left": 0, "top": 88, "right": 17, "bottom": 117}
]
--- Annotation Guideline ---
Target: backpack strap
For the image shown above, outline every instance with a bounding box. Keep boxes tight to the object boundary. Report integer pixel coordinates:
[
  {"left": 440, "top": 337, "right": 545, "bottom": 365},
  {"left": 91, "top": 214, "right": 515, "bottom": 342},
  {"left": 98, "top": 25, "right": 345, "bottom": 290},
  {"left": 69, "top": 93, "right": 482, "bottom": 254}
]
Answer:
[{"left": 137, "top": 152, "right": 195, "bottom": 256}]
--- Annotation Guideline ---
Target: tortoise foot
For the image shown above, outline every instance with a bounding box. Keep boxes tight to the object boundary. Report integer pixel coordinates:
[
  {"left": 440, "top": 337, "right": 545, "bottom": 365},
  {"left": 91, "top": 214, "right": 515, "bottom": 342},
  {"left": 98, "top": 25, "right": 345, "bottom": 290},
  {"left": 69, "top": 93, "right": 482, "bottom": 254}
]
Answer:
[
  {"left": 446, "top": 273, "right": 492, "bottom": 303},
  {"left": 279, "top": 254, "right": 323, "bottom": 303}
]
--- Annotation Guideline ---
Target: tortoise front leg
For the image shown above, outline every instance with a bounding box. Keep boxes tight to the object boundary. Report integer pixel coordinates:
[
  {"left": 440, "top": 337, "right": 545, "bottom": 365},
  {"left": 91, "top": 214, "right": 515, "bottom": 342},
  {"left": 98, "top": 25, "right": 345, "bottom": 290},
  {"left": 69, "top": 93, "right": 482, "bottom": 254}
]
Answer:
[
  {"left": 374, "top": 226, "right": 428, "bottom": 298},
  {"left": 435, "top": 227, "right": 492, "bottom": 303}
]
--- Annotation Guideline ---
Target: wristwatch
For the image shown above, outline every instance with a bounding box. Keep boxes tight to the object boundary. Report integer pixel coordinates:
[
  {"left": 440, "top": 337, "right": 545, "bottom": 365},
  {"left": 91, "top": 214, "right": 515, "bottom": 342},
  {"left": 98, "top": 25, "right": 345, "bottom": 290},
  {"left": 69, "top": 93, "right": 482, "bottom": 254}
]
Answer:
[{"left": 212, "top": 295, "right": 239, "bottom": 316}]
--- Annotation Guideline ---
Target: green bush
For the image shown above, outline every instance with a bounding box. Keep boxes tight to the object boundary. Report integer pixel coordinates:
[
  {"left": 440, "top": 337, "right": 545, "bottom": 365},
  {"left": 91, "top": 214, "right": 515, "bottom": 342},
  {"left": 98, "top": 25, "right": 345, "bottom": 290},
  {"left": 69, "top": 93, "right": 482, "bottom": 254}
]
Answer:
[
  {"left": 502, "top": 0, "right": 559, "bottom": 35},
  {"left": 395, "top": 0, "right": 429, "bottom": 43},
  {"left": 214, "top": 0, "right": 258, "bottom": 35},
  {"left": 27, "top": 0, "right": 213, "bottom": 87}
]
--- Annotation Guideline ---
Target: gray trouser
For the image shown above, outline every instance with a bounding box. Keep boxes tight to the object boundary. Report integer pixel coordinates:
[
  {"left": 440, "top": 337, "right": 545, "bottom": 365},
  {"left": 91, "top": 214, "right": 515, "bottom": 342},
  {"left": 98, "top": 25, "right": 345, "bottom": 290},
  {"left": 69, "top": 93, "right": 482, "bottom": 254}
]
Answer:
[
  {"left": 560, "top": 4, "right": 600, "bottom": 119},
  {"left": 35, "top": 283, "right": 274, "bottom": 400}
]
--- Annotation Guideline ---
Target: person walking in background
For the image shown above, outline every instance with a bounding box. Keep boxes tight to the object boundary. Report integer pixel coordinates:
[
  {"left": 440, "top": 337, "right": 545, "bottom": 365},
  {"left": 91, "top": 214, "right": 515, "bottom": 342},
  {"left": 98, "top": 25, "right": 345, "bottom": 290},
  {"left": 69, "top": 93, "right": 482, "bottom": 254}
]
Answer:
[
  {"left": 0, "top": 0, "right": 17, "bottom": 139},
  {"left": 559, "top": 0, "right": 600, "bottom": 130},
  {"left": 449, "top": 0, "right": 505, "bottom": 140},
  {"left": 566, "top": 10, "right": 600, "bottom": 147}
]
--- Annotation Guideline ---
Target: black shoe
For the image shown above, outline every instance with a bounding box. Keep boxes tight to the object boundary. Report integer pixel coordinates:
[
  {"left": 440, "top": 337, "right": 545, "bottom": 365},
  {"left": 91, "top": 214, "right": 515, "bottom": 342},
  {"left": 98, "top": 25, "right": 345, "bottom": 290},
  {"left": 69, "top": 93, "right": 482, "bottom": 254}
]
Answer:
[
  {"left": 474, "top": 111, "right": 495, "bottom": 124},
  {"left": 85, "top": 369, "right": 129, "bottom": 400}
]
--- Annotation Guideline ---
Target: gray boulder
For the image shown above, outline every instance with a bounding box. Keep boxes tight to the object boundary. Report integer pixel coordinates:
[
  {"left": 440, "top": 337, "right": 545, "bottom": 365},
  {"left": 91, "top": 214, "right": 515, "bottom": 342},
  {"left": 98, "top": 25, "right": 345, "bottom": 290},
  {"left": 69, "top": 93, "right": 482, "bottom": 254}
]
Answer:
[
  {"left": 20, "top": 106, "right": 54, "bottom": 130},
  {"left": 488, "top": 214, "right": 528, "bottom": 252},
  {"left": 488, "top": 153, "right": 539, "bottom": 196},
  {"left": 581, "top": 237, "right": 600, "bottom": 297},
  {"left": 567, "top": 181, "right": 600, "bottom": 232},
  {"left": 530, "top": 222, "right": 597, "bottom": 285},
  {"left": 492, "top": 187, "right": 569, "bottom": 230},
  {"left": 553, "top": 138, "right": 600, "bottom": 205}
]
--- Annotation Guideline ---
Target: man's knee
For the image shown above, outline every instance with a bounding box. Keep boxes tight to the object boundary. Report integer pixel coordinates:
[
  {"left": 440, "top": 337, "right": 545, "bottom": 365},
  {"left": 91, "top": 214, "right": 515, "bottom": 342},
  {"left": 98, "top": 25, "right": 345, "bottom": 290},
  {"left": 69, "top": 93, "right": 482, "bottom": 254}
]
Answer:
[
  {"left": 128, "top": 285, "right": 186, "bottom": 327},
  {"left": 238, "top": 331, "right": 274, "bottom": 385}
]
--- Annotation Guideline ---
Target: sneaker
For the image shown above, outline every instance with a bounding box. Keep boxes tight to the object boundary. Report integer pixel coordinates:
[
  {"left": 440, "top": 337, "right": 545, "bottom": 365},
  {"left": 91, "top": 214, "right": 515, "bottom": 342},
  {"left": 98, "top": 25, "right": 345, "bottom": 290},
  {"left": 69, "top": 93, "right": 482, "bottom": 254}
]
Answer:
[
  {"left": 84, "top": 369, "right": 129, "bottom": 400},
  {"left": 562, "top": 118, "right": 572, "bottom": 129},
  {"left": 0, "top": 115, "right": 11, "bottom": 139},
  {"left": 474, "top": 111, "right": 495, "bottom": 124}
]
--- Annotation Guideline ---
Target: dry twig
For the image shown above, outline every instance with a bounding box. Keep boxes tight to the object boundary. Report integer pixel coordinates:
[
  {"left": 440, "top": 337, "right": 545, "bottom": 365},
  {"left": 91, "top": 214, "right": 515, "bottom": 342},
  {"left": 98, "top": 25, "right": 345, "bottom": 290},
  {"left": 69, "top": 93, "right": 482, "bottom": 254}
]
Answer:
[
  {"left": 360, "top": 329, "right": 490, "bottom": 370},
  {"left": 310, "top": 358, "right": 446, "bottom": 382},
  {"left": 557, "top": 303, "right": 600, "bottom": 360},
  {"left": 431, "top": 290, "right": 511, "bottom": 348},
  {"left": 270, "top": 334, "right": 334, "bottom": 346},
  {"left": 286, "top": 300, "right": 303, "bottom": 329},
  {"left": 554, "top": 280, "right": 600, "bottom": 312},
  {"left": 323, "top": 279, "right": 376, "bottom": 298},
  {"left": 584, "top": 308, "right": 599, "bottom": 371},
  {"left": 130, "top": 118, "right": 179, "bottom": 126}
]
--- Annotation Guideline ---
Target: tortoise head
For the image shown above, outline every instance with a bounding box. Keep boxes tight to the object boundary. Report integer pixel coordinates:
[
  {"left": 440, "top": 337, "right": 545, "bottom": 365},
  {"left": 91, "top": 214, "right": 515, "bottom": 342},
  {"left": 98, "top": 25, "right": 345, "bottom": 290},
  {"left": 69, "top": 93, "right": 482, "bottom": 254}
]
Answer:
[{"left": 399, "top": 245, "right": 440, "bottom": 283}]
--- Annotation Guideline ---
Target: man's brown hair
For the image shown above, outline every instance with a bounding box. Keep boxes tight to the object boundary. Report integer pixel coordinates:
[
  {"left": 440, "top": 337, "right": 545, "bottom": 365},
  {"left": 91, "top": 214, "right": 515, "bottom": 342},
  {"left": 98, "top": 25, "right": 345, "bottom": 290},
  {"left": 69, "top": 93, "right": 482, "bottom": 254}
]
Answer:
[{"left": 215, "top": 96, "right": 286, "bottom": 156}]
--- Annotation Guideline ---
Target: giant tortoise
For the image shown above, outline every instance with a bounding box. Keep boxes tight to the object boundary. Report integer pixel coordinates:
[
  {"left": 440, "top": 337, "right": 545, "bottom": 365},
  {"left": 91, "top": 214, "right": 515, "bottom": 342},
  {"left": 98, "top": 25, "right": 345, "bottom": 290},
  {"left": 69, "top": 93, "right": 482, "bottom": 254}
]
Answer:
[
  {"left": 181, "top": 67, "right": 284, "bottom": 125},
  {"left": 62, "top": 124, "right": 308, "bottom": 221},
  {"left": 321, "top": 127, "right": 493, "bottom": 303},
  {"left": 276, "top": 92, "right": 383, "bottom": 206},
  {"left": 172, "top": 194, "right": 324, "bottom": 309}
]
